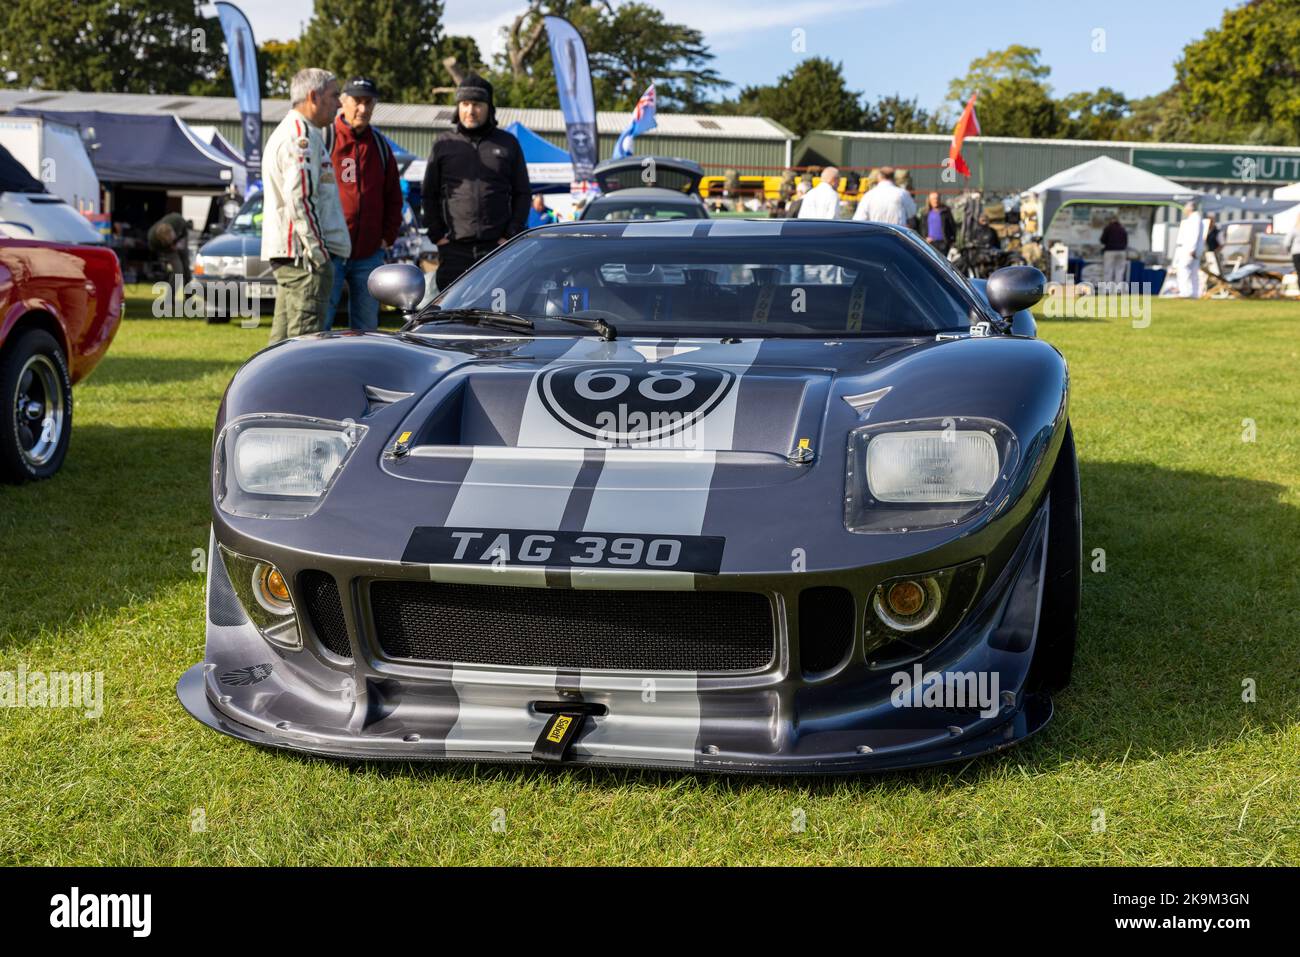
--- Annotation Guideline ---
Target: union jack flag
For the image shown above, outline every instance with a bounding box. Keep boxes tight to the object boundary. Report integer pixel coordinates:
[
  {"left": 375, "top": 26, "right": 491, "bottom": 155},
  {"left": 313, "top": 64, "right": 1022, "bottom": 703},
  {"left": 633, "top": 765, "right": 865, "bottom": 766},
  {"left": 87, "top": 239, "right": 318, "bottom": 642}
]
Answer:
[{"left": 613, "top": 84, "right": 657, "bottom": 159}]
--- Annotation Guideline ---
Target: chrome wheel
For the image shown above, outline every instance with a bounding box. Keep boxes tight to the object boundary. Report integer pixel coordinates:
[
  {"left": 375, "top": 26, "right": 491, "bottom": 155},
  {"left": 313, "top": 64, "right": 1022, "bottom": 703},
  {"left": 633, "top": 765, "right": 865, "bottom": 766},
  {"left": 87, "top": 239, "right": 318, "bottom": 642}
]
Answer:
[{"left": 13, "top": 353, "right": 65, "bottom": 468}]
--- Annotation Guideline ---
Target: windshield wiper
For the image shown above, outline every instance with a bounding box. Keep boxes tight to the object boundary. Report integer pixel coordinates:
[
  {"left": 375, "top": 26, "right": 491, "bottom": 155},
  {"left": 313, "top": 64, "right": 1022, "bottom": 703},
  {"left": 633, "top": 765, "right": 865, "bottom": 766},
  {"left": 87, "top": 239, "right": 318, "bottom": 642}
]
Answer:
[
  {"left": 404, "top": 307, "right": 535, "bottom": 335},
  {"left": 536, "top": 314, "right": 618, "bottom": 340}
]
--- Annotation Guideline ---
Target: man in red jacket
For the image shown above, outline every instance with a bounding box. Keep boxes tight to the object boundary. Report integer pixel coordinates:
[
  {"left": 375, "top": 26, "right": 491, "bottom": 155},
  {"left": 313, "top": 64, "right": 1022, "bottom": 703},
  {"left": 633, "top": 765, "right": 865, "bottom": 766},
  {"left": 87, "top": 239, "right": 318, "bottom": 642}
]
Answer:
[{"left": 324, "top": 76, "right": 404, "bottom": 330}]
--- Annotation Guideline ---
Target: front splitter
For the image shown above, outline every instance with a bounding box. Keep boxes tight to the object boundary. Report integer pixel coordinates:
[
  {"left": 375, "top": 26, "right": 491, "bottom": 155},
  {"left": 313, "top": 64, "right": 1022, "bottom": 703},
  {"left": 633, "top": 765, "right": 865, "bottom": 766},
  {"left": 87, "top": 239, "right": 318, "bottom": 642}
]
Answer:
[{"left": 176, "top": 662, "right": 1053, "bottom": 775}]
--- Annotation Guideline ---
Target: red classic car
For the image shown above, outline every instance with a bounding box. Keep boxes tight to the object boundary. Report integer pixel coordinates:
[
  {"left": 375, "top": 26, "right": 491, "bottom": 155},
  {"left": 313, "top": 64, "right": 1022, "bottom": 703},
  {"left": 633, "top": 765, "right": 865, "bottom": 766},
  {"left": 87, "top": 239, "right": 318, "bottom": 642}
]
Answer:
[{"left": 0, "top": 238, "right": 123, "bottom": 481}]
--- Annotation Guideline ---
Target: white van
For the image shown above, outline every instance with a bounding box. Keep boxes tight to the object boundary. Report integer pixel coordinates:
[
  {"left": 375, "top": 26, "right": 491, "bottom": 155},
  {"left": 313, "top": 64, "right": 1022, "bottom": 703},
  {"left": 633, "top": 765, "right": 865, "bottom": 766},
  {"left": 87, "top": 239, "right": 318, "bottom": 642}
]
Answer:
[{"left": 0, "top": 116, "right": 101, "bottom": 214}]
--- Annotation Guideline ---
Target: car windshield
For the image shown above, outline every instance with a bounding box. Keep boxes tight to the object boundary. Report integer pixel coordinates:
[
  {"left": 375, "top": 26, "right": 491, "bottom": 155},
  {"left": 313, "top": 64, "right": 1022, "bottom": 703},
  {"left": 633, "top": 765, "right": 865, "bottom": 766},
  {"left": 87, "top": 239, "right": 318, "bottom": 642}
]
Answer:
[
  {"left": 227, "top": 193, "right": 263, "bottom": 235},
  {"left": 434, "top": 225, "right": 982, "bottom": 337},
  {"left": 584, "top": 202, "right": 704, "bottom": 221}
]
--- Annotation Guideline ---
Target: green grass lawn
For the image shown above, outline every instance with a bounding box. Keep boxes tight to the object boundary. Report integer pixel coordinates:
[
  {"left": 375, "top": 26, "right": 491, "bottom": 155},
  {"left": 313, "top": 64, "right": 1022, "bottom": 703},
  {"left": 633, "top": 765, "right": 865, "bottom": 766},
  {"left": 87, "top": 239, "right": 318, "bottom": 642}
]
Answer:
[{"left": 1, "top": 290, "right": 1296, "bottom": 865}]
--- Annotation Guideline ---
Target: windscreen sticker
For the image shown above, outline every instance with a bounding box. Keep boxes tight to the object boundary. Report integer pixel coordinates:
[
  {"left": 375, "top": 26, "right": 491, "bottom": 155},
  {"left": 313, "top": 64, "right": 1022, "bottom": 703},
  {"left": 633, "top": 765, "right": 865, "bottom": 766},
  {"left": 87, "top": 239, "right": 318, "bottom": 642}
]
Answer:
[
  {"left": 752, "top": 285, "right": 774, "bottom": 324},
  {"left": 650, "top": 291, "right": 671, "bottom": 322},
  {"left": 848, "top": 283, "right": 866, "bottom": 331},
  {"left": 563, "top": 287, "right": 590, "bottom": 313}
]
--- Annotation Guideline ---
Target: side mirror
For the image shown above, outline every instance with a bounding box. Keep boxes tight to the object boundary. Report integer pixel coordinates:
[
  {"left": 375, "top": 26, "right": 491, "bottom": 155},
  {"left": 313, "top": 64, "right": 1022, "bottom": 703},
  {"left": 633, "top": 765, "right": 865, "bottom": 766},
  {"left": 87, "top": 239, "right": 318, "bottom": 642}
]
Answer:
[
  {"left": 986, "top": 265, "right": 1045, "bottom": 319},
  {"left": 367, "top": 263, "right": 426, "bottom": 311}
]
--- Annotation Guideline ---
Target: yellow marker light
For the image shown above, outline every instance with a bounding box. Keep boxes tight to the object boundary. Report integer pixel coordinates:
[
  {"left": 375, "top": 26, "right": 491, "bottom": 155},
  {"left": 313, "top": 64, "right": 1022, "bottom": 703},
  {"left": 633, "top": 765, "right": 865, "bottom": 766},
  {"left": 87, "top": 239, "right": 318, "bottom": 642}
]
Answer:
[
  {"left": 254, "top": 562, "right": 293, "bottom": 613},
  {"left": 886, "top": 580, "right": 926, "bottom": 617},
  {"left": 263, "top": 567, "right": 290, "bottom": 603},
  {"left": 799, "top": 437, "right": 811, "bottom": 449},
  {"left": 397, "top": 431, "right": 412, "bottom": 444}
]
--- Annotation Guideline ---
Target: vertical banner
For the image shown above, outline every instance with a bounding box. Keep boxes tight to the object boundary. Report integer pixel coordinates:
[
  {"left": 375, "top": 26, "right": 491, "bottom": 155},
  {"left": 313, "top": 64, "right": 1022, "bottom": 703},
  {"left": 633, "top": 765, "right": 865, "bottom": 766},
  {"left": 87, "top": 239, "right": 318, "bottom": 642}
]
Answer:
[
  {"left": 543, "top": 15, "right": 598, "bottom": 181},
  {"left": 215, "top": 2, "right": 262, "bottom": 186}
]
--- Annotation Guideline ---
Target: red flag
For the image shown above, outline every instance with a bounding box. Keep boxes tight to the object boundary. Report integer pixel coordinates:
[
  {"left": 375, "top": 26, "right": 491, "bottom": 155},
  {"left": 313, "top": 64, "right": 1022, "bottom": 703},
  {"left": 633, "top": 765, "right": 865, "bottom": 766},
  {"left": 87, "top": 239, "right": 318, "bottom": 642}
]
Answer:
[{"left": 949, "top": 93, "right": 980, "bottom": 178}]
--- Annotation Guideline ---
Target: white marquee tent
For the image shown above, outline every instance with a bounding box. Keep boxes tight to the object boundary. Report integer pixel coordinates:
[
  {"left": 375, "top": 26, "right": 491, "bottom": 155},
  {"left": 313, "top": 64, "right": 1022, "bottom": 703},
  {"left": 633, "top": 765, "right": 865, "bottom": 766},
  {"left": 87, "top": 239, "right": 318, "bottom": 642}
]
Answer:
[{"left": 1025, "top": 155, "right": 1200, "bottom": 235}]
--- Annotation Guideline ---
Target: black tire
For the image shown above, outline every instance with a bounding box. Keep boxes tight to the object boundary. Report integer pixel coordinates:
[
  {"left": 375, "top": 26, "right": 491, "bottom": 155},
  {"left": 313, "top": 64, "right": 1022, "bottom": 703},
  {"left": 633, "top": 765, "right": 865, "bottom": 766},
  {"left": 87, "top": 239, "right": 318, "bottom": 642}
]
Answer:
[
  {"left": 0, "top": 328, "right": 74, "bottom": 482},
  {"left": 1031, "top": 421, "right": 1081, "bottom": 692}
]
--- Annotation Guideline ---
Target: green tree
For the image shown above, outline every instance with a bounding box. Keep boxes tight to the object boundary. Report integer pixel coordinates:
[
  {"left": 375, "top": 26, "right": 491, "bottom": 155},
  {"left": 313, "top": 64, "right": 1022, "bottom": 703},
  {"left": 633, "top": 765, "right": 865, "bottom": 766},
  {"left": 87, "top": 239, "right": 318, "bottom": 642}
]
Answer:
[
  {"left": 586, "top": 3, "right": 724, "bottom": 109},
  {"left": 257, "top": 39, "right": 302, "bottom": 99},
  {"left": 1173, "top": 0, "right": 1300, "bottom": 144},
  {"left": 435, "top": 35, "right": 485, "bottom": 94},
  {"left": 0, "top": 0, "right": 223, "bottom": 94},
  {"left": 728, "top": 58, "right": 865, "bottom": 138},
  {"left": 486, "top": 2, "right": 606, "bottom": 109},
  {"left": 299, "top": 0, "right": 463, "bottom": 104},
  {"left": 865, "top": 93, "right": 939, "bottom": 133},
  {"left": 488, "top": 2, "right": 724, "bottom": 111},
  {"left": 1058, "top": 87, "right": 1130, "bottom": 140},
  {"left": 946, "top": 45, "right": 1061, "bottom": 138},
  {"left": 198, "top": 37, "right": 304, "bottom": 99}
]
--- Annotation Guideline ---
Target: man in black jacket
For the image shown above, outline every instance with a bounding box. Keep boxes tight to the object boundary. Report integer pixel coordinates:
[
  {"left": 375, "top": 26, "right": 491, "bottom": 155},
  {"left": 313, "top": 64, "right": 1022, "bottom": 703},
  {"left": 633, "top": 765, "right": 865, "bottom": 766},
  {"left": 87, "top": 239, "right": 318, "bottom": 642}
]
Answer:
[
  {"left": 920, "top": 192, "right": 957, "bottom": 254},
  {"left": 422, "top": 73, "right": 531, "bottom": 289}
]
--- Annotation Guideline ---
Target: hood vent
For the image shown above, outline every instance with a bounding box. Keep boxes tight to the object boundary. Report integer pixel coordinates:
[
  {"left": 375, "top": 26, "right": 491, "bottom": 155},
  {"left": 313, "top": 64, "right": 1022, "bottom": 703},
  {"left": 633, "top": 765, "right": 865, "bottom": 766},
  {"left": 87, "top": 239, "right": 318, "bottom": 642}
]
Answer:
[{"left": 363, "top": 384, "right": 414, "bottom": 417}]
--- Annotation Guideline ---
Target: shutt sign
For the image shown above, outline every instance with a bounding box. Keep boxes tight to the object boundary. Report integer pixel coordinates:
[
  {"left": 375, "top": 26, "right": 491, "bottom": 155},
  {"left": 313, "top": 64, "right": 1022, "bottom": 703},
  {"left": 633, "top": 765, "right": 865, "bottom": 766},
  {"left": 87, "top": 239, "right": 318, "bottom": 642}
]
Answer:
[{"left": 1132, "top": 148, "right": 1300, "bottom": 184}]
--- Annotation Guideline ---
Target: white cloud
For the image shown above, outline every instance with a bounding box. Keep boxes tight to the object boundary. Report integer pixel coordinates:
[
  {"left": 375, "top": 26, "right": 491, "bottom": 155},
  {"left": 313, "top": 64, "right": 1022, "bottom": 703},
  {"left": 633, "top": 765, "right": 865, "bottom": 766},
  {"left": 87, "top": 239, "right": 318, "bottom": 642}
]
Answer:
[
  {"left": 652, "top": 0, "right": 896, "bottom": 39},
  {"left": 226, "top": 0, "right": 900, "bottom": 73}
]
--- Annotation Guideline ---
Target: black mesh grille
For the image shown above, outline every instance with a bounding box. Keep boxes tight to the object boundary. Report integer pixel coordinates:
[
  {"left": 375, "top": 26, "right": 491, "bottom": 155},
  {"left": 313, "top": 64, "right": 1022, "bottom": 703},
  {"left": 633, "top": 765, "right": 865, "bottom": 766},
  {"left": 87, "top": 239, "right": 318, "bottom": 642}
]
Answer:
[
  {"left": 207, "top": 547, "right": 249, "bottom": 627},
  {"left": 799, "top": 586, "right": 854, "bottom": 675},
  {"left": 300, "top": 571, "right": 352, "bottom": 658},
  {"left": 370, "top": 581, "right": 774, "bottom": 672}
]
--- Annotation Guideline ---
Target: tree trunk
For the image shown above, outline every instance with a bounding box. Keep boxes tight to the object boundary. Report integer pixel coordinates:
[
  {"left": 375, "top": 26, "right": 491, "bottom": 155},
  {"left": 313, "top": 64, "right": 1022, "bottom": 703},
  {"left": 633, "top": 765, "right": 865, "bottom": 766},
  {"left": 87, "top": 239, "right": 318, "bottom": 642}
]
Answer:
[{"left": 507, "top": 6, "right": 547, "bottom": 79}]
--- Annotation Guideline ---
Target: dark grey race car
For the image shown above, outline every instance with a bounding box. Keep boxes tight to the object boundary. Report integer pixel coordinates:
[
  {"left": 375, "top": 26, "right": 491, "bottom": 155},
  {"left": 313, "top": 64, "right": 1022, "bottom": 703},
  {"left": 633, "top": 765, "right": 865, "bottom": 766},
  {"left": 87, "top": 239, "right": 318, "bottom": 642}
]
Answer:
[{"left": 177, "top": 219, "right": 1079, "bottom": 774}]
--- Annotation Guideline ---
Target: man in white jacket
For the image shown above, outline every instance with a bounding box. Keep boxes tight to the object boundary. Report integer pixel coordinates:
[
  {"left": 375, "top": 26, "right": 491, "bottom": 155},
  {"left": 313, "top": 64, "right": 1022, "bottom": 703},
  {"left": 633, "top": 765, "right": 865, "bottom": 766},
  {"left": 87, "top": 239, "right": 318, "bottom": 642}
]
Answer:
[
  {"left": 261, "top": 68, "right": 351, "bottom": 342},
  {"left": 796, "top": 167, "right": 843, "bottom": 220},
  {"left": 1172, "top": 202, "right": 1205, "bottom": 299},
  {"left": 854, "top": 167, "right": 917, "bottom": 227}
]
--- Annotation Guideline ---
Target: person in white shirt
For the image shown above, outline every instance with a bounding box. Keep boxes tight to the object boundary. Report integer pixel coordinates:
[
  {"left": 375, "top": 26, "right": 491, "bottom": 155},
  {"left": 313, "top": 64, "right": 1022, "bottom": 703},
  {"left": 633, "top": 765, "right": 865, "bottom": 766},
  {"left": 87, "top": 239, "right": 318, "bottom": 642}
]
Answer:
[
  {"left": 1289, "top": 217, "right": 1300, "bottom": 280},
  {"left": 1173, "top": 202, "right": 1205, "bottom": 299},
  {"left": 797, "top": 166, "right": 843, "bottom": 220},
  {"left": 261, "top": 68, "right": 351, "bottom": 342},
  {"left": 854, "top": 166, "right": 917, "bottom": 227}
]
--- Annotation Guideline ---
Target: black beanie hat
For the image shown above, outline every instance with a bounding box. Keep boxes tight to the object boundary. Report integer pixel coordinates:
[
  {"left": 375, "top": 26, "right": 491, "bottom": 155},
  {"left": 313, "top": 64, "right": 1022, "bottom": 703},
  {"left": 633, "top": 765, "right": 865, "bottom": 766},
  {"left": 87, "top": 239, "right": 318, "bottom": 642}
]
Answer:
[{"left": 455, "top": 73, "right": 493, "bottom": 107}]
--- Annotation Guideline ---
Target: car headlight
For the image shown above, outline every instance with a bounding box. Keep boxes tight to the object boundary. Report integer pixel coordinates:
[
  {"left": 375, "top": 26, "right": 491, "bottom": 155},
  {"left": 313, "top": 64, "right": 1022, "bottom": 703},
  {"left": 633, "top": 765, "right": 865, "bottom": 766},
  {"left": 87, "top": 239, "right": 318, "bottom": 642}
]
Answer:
[
  {"left": 196, "top": 255, "right": 245, "bottom": 277},
  {"left": 845, "top": 418, "right": 1017, "bottom": 533},
  {"left": 216, "top": 415, "right": 366, "bottom": 519},
  {"left": 866, "top": 431, "right": 998, "bottom": 502},
  {"left": 234, "top": 428, "right": 352, "bottom": 495}
]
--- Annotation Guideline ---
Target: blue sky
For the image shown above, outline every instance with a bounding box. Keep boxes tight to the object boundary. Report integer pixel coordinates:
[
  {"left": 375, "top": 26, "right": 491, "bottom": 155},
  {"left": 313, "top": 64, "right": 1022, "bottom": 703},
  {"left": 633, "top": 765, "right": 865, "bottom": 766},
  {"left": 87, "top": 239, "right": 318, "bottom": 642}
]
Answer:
[{"left": 228, "top": 0, "right": 1234, "bottom": 114}]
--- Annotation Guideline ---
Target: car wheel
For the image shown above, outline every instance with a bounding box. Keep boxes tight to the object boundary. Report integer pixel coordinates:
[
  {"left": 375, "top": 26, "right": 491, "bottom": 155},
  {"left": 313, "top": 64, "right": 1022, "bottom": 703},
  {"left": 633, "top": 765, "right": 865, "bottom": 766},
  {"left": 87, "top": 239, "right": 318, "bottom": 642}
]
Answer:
[
  {"left": 1031, "top": 421, "right": 1081, "bottom": 692},
  {"left": 0, "top": 328, "right": 74, "bottom": 482}
]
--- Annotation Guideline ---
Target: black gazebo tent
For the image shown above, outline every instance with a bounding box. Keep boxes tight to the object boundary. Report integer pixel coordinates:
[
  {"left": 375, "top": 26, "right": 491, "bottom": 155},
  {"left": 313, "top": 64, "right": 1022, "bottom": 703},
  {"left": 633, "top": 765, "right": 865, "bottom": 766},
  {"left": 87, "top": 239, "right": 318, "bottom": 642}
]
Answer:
[{"left": 8, "top": 108, "right": 236, "bottom": 189}]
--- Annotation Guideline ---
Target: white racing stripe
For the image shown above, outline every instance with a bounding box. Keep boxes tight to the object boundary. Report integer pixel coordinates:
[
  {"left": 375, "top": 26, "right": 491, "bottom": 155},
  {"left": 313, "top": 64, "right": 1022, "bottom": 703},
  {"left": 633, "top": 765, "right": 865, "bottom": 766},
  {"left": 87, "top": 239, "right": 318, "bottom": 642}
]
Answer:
[
  {"left": 445, "top": 446, "right": 586, "bottom": 531},
  {"left": 515, "top": 338, "right": 649, "bottom": 448},
  {"left": 622, "top": 220, "right": 701, "bottom": 237},
  {"left": 444, "top": 666, "right": 557, "bottom": 754},
  {"left": 580, "top": 338, "right": 762, "bottom": 545},
  {"left": 443, "top": 337, "right": 763, "bottom": 760}
]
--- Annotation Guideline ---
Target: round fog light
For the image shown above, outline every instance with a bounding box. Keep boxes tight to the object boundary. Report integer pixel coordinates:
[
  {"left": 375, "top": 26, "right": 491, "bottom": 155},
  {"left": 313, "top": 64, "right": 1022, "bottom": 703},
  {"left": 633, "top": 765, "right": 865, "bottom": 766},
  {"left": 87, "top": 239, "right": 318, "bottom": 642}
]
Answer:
[
  {"left": 873, "top": 576, "right": 942, "bottom": 632},
  {"left": 253, "top": 564, "right": 293, "bottom": 615},
  {"left": 886, "top": 580, "right": 925, "bottom": 617}
]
